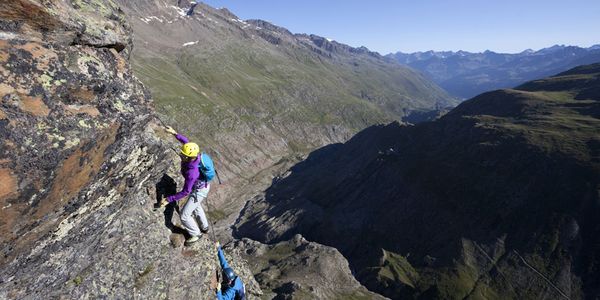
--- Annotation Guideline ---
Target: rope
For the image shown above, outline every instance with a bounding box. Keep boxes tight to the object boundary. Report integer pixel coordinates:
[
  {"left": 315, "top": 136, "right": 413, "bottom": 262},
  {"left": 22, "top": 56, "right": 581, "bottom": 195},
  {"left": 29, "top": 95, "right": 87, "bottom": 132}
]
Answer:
[
  {"left": 513, "top": 250, "right": 570, "bottom": 299},
  {"left": 215, "top": 169, "right": 223, "bottom": 185},
  {"left": 155, "top": 116, "right": 170, "bottom": 129},
  {"left": 205, "top": 194, "right": 218, "bottom": 243},
  {"left": 154, "top": 117, "right": 180, "bottom": 154}
]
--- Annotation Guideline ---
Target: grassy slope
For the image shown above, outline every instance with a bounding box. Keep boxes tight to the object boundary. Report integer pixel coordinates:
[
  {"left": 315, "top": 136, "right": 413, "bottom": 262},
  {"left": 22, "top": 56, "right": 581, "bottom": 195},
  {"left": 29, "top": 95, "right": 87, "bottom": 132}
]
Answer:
[
  {"left": 126, "top": 2, "right": 454, "bottom": 150},
  {"left": 125, "top": 5, "right": 455, "bottom": 218},
  {"left": 134, "top": 41, "right": 446, "bottom": 139}
]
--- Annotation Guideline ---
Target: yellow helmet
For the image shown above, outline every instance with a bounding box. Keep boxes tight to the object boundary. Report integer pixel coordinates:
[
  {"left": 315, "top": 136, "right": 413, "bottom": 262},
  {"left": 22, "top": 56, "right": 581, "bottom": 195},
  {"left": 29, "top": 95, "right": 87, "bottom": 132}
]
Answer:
[{"left": 181, "top": 142, "right": 200, "bottom": 158}]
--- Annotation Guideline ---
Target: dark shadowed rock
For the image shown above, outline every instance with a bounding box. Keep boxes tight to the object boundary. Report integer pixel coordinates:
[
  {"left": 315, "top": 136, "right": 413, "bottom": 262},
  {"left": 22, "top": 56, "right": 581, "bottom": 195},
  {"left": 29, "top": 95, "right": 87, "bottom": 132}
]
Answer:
[
  {"left": 233, "top": 235, "right": 387, "bottom": 299},
  {"left": 234, "top": 64, "right": 600, "bottom": 299}
]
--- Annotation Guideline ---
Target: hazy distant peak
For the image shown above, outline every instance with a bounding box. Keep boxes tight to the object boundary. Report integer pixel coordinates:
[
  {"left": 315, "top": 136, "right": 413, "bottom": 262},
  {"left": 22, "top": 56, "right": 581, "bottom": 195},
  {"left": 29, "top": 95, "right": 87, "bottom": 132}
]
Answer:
[
  {"left": 387, "top": 44, "right": 600, "bottom": 99},
  {"left": 392, "top": 44, "right": 599, "bottom": 58},
  {"left": 521, "top": 48, "right": 535, "bottom": 54},
  {"left": 537, "top": 44, "right": 567, "bottom": 54}
]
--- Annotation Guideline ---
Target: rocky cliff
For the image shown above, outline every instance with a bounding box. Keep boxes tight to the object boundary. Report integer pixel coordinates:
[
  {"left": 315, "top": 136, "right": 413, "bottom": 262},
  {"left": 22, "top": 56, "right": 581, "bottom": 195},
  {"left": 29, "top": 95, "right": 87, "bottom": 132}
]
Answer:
[
  {"left": 235, "top": 64, "right": 600, "bottom": 299},
  {"left": 0, "top": 0, "right": 259, "bottom": 298}
]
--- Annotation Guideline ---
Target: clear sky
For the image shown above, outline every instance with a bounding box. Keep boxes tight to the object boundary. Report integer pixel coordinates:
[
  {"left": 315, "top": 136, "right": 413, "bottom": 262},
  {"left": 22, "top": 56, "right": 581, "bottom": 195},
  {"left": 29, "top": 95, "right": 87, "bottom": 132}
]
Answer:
[{"left": 201, "top": 0, "right": 600, "bottom": 54}]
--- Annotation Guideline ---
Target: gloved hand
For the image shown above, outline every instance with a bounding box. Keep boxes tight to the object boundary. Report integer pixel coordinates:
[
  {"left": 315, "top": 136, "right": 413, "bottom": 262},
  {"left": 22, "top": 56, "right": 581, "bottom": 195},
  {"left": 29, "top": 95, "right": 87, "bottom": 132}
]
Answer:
[
  {"left": 216, "top": 282, "right": 221, "bottom": 292},
  {"left": 216, "top": 241, "right": 220, "bottom": 249},
  {"left": 159, "top": 198, "right": 169, "bottom": 208},
  {"left": 165, "top": 126, "right": 177, "bottom": 135}
]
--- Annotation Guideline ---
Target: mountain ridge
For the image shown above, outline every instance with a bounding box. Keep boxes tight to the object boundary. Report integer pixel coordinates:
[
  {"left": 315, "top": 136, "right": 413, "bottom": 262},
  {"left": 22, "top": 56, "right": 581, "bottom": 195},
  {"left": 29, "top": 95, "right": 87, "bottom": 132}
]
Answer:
[
  {"left": 389, "top": 44, "right": 600, "bottom": 99},
  {"left": 392, "top": 44, "right": 600, "bottom": 59}
]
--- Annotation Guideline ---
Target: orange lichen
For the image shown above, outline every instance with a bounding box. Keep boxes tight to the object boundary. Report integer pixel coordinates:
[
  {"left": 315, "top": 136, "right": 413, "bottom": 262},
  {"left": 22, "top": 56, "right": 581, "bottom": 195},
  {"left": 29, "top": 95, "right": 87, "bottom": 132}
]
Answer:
[
  {"left": 0, "top": 40, "right": 8, "bottom": 62},
  {"left": 17, "top": 42, "right": 45, "bottom": 59},
  {"left": 15, "top": 42, "right": 57, "bottom": 71},
  {"left": 0, "top": 83, "right": 15, "bottom": 98},
  {"left": 69, "top": 87, "right": 96, "bottom": 103},
  {"left": 1, "top": 125, "right": 120, "bottom": 264},
  {"left": 20, "top": 95, "right": 50, "bottom": 116},
  {"left": 0, "top": 168, "right": 18, "bottom": 200},
  {"left": 0, "top": 0, "right": 62, "bottom": 32},
  {"left": 65, "top": 104, "right": 100, "bottom": 117},
  {"left": 110, "top": 48, "right": 127, "bottom": 75},
  {"left": 0, "top": 64, "right": 8, "bottom": 77},
  {"left": 35, "top": 123, "right": 120, "bottom": 218}
]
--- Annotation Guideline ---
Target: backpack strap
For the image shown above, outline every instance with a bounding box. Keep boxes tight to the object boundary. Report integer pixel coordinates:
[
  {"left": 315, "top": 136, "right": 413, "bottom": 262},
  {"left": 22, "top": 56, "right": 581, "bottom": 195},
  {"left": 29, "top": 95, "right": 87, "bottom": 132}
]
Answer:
[{"left": 199, "top": 152, "right": 205, "bottom": 168}]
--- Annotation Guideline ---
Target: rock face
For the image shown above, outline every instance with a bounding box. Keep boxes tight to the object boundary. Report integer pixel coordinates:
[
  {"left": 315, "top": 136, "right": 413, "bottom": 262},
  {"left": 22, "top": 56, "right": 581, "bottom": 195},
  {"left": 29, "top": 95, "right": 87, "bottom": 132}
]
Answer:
[
  {"left": 0, "top": 0, "right": 147, "bottom": 268},
  {"left": 389, "top": 45, "right": 600, "bottom": 99},
  {"left": 234, "top": 234, "right": 387, "bottom": 299},
  {"left": 0, "top": 0, "right": 259, "bottom": 298},
  {"left": 234, "top": 64, "right": 600, "bottom": 299}
]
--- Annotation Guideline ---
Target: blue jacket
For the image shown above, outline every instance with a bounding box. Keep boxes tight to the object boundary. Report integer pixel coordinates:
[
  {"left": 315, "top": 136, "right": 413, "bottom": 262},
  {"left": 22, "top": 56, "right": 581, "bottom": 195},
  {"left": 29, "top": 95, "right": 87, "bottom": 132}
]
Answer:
[{"left": 217, "top": 247, "right": 246, "bottom": 300}]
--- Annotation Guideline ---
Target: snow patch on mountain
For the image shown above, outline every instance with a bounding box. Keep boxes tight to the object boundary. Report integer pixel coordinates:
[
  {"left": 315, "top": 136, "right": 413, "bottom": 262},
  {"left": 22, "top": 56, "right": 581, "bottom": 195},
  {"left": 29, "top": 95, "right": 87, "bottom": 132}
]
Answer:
[
  {"left": 182, "top": 41, "right": 199, "bottom": 47},
  {"left": 140, "top": 16, "right": 165, "bottom": 23},
  {"left": 231, "top": 18, "right": 248, "bottom": 25},
  {"left": 170, "top": 5, "right": 187, "bottom": 16}
]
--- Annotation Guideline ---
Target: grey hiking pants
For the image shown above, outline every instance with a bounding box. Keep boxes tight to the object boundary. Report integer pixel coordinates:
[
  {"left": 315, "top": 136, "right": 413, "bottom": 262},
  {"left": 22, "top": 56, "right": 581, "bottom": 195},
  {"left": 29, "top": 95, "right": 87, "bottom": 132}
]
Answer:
[{"left": 181, "top": 185, "right": 210, "bottom": 237}]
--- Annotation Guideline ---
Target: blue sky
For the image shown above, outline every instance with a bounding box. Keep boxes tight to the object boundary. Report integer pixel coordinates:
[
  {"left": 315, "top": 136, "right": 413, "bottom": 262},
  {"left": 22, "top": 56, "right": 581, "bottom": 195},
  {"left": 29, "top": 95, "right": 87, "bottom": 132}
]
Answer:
[{"left": 201, "top": 0, "right": 600, "bottom": 54}]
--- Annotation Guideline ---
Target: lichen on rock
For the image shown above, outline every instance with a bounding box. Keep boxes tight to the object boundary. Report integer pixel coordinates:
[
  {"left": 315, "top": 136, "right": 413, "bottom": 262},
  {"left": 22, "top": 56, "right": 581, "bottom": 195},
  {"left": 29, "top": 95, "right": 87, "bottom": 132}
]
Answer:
[{"left": 0, "top": 0, "right": 261, "bottom": 298}]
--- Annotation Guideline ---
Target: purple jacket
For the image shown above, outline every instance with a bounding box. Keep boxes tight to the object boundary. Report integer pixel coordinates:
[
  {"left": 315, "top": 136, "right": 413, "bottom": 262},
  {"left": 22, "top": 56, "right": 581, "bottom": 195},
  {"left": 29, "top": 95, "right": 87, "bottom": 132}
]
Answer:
[{"left": 167, "top": 134, "right": 207, "bottom": 203}]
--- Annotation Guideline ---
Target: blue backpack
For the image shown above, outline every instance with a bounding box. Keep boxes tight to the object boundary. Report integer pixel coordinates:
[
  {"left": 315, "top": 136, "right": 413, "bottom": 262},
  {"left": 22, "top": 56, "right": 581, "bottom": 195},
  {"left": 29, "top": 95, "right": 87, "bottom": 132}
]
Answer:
[{"left": 199, "top": 152, "right": 216, "bottom": 182}]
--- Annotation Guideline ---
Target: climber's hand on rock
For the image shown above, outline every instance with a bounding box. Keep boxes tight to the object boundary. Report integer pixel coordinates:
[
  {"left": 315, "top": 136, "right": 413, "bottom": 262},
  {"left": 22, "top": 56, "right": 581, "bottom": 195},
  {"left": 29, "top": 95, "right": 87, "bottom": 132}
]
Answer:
[
  {"left": 159, "top": 198, "right": 169, "bottom": 208},
  {"left": 165, "top": 126, "right": 177, "bottom": 135}
]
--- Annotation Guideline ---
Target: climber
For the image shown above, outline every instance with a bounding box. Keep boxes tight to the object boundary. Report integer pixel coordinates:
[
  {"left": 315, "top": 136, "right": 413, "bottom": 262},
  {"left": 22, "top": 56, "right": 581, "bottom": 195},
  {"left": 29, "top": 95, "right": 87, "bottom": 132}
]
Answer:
[
  {"left": 186, "top": 0, "right": 201, "bottom": 16},
  {"left": 215, "top": 242, "right": 246, "bottom": 300},
  {"left": 160, "top": 126, "right": 212, "bottom": 246}
]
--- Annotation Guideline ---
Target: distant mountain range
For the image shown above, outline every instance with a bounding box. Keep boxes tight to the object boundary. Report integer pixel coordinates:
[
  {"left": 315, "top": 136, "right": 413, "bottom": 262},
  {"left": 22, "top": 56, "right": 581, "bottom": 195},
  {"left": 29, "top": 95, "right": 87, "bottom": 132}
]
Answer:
[{"left": 388, "top": 45, "right": 600, "bottom": 99}]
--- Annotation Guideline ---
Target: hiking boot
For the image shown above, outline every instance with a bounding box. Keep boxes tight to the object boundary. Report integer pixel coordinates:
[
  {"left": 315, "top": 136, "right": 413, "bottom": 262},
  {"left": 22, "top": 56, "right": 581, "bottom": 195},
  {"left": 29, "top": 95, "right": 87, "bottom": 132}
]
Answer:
[
  {"left": 184, "top": 235, "right": 200, "bottom": 246},
  {"left": 200, "top": 227, "right": 209, "bottom": 234}
]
